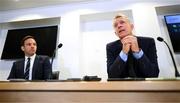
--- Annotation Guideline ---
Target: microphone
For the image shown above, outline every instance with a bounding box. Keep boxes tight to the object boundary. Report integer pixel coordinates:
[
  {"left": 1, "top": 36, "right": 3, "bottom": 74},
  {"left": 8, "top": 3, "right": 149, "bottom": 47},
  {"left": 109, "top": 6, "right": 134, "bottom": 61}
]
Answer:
[
  {"left": 57, "top": 43, "right": 63, "bottom": 49},
  {"left": 51, "top": 43, "right": 63, "bottom": 65},
  {"left": 157, "top": 37, "right": 180, "bottom": 77},
  {"left": 157, "top": 37, "right": 163, "bottom": 42}
]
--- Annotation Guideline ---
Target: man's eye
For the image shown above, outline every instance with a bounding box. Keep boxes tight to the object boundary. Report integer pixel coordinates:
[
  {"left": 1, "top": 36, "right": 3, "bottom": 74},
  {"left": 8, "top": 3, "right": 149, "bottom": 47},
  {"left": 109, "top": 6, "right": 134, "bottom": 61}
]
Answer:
[
  {"left": 25, "top": 43, "right": 30, "bottom": 46},
  {"left": 119, "top": 21, "right": 124, "bottom": 24},
  {"left": 114, "top": 23, "right": 118, "bottom": 27}
]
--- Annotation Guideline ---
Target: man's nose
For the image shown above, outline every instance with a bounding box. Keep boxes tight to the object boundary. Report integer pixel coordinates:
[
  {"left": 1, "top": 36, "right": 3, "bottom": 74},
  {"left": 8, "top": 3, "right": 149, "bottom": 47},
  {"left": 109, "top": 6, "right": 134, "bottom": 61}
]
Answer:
[
  {"left": 117, "top": 23, "right": 122, "bottom": 28},
  {"left": 31, "top": 45, "right": 35, "bottom": 48}
]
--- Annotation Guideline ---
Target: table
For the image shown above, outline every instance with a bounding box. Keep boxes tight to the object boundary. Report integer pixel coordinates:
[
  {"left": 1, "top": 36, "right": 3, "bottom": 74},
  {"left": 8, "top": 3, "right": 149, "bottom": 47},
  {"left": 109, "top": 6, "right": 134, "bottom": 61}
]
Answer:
[{"left": 0, "top": 80, "right": 180, "bottom": 103}]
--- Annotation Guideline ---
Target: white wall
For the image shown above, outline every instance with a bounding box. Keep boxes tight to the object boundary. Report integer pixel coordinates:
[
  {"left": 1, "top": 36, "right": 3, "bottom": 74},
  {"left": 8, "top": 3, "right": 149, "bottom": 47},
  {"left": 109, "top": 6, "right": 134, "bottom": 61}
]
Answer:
[{"left": 0, "top": 0, "right": 180, "bottom": 80}]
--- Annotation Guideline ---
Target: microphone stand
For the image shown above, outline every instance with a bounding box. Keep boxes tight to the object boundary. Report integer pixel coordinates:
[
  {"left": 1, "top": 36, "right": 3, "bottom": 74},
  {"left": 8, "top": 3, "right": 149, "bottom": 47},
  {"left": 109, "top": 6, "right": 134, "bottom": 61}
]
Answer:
[
  {"left": 49, "top": 43, "right": 62, "bottom": 80},
  {"left": 51, "top": 43, "right": 63, "bottom": 66},
  {"left": 163, "top": 41, "right": 180, "bottom": 77},
  {"left": 51, "top": 49, "right": 56, "bottom": 67},
  {"left": 49, "top": 49, "right": 56, "bottom": 79}
]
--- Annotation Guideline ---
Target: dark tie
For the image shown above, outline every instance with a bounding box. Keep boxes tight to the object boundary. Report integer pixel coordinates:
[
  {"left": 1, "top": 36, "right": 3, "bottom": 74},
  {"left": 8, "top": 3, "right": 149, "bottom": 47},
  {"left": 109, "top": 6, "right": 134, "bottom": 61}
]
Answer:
[
  {"left": 24, "top": 58, "right": 30, "bottom": 80},
  {"left": 127, "top": 52, "right": 136, "bottom": 77}
]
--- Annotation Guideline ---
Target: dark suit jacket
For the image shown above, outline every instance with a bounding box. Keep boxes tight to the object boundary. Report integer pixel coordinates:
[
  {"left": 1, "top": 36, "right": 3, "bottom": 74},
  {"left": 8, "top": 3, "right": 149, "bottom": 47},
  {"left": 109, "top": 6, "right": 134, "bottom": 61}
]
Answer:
[
  {"left": 106, "top": 36, "right": 159, "bottom": 78},
  {"left": 8, "top": 55, "right": 52, "bottom": 80}
]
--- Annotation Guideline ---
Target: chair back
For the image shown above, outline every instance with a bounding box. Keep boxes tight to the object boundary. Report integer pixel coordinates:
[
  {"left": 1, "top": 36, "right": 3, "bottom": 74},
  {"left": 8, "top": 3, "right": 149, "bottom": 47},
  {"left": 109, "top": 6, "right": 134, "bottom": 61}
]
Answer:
[{"left": 52, "top": 71, "right": 59, "bottom": 80}]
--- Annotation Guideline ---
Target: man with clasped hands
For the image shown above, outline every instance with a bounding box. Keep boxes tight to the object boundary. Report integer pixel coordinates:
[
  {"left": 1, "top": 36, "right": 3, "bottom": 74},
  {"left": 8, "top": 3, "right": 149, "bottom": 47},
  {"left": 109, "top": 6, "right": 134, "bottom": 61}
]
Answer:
[{"left": 106, "top": 13, "right": 159, "bottom": 78}]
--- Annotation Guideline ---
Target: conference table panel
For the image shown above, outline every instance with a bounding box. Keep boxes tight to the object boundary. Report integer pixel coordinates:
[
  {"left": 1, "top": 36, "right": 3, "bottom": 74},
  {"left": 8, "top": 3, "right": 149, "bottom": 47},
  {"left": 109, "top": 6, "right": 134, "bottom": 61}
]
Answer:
[
  {"left": 0, "top": 81, "right": 180, "bottom": 103},
  {"left": 1, "top": 92, "right": 180, "bottom": 103}
]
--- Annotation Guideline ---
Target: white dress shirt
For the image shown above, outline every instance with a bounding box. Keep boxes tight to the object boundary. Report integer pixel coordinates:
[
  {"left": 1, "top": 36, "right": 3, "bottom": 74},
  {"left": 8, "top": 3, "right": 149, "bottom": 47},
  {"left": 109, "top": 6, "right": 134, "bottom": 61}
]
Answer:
[{"left": 24, "top": 54, "right": 36, "bottom": 80}]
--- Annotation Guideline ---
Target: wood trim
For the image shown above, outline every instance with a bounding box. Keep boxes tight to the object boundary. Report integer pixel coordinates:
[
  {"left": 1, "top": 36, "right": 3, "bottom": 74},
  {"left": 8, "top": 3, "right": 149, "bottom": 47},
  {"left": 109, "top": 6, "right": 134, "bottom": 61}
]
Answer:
[{"left": 1, "top": 81, "right": 180, "bottom": 91}]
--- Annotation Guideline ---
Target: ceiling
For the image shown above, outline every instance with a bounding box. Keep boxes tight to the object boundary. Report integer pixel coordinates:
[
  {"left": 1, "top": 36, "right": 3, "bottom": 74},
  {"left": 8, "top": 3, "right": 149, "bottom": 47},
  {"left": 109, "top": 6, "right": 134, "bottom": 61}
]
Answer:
[{"left": 0, "top": 0, "right": 98, "bottom": 12}]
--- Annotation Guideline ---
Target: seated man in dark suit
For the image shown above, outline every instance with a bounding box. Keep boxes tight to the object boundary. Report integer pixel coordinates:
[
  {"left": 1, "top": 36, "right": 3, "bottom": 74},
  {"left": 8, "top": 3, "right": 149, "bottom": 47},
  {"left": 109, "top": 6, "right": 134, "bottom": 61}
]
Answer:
[
  {"left": 106, "top": 13, "right": 159, "bottom": 78},
  {"left": 8, "top": 35, "right": 52, "bottom": 80}
]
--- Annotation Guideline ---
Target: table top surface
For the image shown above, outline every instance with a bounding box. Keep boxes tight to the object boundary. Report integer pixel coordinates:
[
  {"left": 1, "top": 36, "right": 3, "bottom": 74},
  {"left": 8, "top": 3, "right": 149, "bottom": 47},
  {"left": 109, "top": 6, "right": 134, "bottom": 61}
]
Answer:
[{"left": 1, "top": 79, "right": 180, "bottom": 91}]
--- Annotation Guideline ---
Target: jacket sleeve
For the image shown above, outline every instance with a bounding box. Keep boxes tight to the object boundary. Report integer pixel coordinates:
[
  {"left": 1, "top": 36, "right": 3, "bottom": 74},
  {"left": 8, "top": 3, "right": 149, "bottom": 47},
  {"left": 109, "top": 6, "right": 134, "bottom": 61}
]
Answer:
[
  {"left": 7, "top": 62, "right": 16, "bottom": 80},
  {"left": 43, "top": 56, "right": 52, "bottom": 79},
  {"left": 136, "top": 38, "right": 159, "bottom": 77},
  {"left": 106, "top": 44, "right": 127, "bottom": 78}
]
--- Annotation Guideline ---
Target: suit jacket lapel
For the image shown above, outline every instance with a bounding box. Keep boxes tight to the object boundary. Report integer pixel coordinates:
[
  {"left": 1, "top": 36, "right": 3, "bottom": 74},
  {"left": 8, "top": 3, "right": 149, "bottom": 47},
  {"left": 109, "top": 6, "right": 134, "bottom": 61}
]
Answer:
[{"left": 32, "top": 55, "right": 38, "bottom": 79}]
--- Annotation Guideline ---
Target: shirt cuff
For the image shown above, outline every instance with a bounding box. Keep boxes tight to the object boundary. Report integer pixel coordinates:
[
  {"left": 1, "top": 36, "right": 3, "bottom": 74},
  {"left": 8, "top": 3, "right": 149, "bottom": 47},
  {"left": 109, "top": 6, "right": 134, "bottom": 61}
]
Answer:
[
  {"left": 119, "top": 51, "right": 128, "bottom": 62},
  {"left": 133, "top": 49, "right": 144, "bottom": 59}
]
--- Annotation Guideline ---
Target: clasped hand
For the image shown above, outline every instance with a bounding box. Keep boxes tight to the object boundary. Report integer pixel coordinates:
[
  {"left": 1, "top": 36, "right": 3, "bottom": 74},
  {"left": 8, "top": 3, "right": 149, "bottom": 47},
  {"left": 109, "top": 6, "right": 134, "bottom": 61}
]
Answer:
[{"left": 121, "top": 35, "right": 140, "bottom": 54}]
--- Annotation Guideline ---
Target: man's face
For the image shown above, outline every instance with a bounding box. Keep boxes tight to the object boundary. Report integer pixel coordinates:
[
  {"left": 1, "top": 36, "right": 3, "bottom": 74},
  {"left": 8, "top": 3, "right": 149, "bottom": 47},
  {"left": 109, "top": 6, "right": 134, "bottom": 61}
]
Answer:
[
  {"left": 21, "top": 38, "right": 37, "bottom": 57},
  {"left": 113, "top": 17, "right": 134, "bottom": 39}
]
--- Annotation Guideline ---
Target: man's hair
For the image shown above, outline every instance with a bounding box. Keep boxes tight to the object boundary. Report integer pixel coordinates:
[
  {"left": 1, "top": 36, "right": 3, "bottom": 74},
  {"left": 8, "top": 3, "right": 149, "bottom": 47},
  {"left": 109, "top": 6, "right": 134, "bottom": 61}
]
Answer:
[
  {"left": 113, "top": 13, "right": 131, "bottom": 27},
  {"left": 20, "top": 35, "right": 35, "bottom": 46}
]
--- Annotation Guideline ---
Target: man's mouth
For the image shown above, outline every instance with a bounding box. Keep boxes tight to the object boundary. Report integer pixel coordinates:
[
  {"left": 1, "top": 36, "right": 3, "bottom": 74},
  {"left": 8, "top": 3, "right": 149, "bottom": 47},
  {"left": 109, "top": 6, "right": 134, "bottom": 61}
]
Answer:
[
  {"left": 31, "top": 49, "right": 35, "bottom": 52},
  {"left": 118, "top": 29, "right": 125, "bottom": 33}
]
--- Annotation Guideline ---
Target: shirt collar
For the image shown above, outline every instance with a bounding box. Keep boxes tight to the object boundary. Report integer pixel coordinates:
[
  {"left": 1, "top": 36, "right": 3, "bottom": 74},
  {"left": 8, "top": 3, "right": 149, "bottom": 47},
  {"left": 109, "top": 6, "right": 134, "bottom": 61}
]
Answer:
[{"left": 25, "top": 54, "right": 36, "bottom": 60}]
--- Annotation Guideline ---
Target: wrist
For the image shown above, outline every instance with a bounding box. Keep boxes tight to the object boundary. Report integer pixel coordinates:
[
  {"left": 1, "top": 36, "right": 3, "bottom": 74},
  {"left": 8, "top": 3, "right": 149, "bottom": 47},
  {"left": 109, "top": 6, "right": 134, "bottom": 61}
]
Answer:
[{"left": 132, "top": 48, "right": 140, "bottom": 53}]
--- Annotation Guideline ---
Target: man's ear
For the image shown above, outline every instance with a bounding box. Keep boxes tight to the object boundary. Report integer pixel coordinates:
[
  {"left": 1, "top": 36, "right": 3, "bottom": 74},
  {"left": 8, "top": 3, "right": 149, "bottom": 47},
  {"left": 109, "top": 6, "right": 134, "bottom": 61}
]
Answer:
[
  {"left": 131, "top": 24, "right": 134, "bottom": 29},
  {"left": 114, "top": 32, "right": 118, "bottom": 36},
  {"left": 21, "top": 46, "right": 24, "bottom": 51}
]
